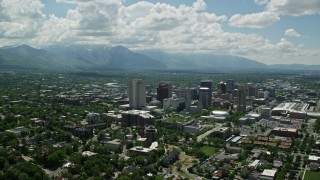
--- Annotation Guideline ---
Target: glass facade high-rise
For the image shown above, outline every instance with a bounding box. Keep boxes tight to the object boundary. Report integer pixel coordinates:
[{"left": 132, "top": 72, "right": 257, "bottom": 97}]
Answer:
[
  {"left": 200, "top": 80, "right": 213, "bottom": 106},
  {"left": 157, "top": 81, "right": 172, "bottom": 104}
]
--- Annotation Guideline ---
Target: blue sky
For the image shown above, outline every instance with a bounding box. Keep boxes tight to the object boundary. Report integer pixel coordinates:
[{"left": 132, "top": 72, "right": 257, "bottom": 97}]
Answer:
[{"left": 1, "top": 0, "right": 320, "bottom": 64}]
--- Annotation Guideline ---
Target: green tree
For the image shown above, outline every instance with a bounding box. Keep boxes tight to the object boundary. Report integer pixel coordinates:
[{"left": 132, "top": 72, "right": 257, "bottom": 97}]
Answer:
[
  {"left": 0, "top": 157, "right": 6, "bottom": 169},
  {"left": 240, "top": 167, "right": 250, "bottom": 178}
]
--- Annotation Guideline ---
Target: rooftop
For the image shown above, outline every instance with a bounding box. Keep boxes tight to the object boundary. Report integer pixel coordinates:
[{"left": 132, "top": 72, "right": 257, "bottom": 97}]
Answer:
[
  {"left": 231, "top": 136, "right": 242, "bottom": 143},
  {"left": 122, "top": 110, "right": 154, "bottom": 119},
  {"left": 249, "top": 160, "right": 260, "bottom": 168},
  {"left": 129, "top": 146, "right": 154, "bottom": 153},
  {"left": 272, "top": 102, "right": 308, "bottom": 112},
  {"left": 261, "top": 169, "right": 277, "bottom": 177},
  {"left": 273, "top": 127, "right": 297, "bottom": 132},
  {"left": 309, "top": 155, "right": 320, "bottom": 161},
  {"left": 211, "top": 110, "right": 230, "bottom": 117},
  {"left": 106, "top": 139, "right": 122, "bottom": 145},
  {"left": 82, "top": 151, "right": 97, "bottom": 157},
  {"left": 149, "top": 141, "right": 158, "bottom": 149}
]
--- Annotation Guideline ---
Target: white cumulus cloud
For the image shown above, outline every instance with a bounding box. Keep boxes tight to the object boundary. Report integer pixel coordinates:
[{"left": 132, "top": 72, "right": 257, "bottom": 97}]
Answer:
[
  {"left": 0, "top": 0, "right": 319, "bottom": 64},
  {"left": 193, "top": 0, "right": 206, "bottom": 11},
  {"left": 254, "top": 0, "right": 270, "bottom": 6},
  {"left": 0, "top": 0, "right": 45, "bottom": 39},
  {"left": 284, "top": 28, "right": 301, "bottom": 37},
  {"left": 229, "top": 11, "right": 280, "bottom": 28},
  {"left": 238, "top": 0, "right": 320, "bottom": 29},
  {"left": 267, "top": 0, "right": 320, "bottom": 16}
]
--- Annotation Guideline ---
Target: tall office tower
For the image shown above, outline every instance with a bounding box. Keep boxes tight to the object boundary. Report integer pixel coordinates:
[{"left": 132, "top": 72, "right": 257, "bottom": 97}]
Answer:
[
  {"left": 129, "top": 79, "right": 146, "bottom": 109},
  {"left": 226, "top": 79, "right": 235, "bottom": 93},
  {"left": 198, "top": 87, "right": 211, "bottom": 109},
  {"left": 185, "top": 88, "right": 191, "bottom": 110},
  {"left": 218, "top": 81, "right": 227, "bottom": 94},
  {"left": 265, "top": 87, "right": 275, "bottom": 97},
  {"left": 175, "top": 88, "right": 191, "bottom": 111},
  {"left": 235, "top": 85, "right": 246, "bottom": 113},
  {"left": 247, "top": 83, "right": 258, "bottom": 97},
  {"left": 257, "top": 89, "right": 264, "bottom": 98},
  {"left": 157, "top": 81, "right": 172, "bottom": 104},
  {"left": 190, "top": 88, "right": 198, "bottom": 100},
  {"left": 200, "top": 80, "right": 213, "bottom": 105}
]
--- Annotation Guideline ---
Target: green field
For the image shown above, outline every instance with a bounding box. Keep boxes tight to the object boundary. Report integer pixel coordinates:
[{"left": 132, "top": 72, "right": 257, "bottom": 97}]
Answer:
[
  {"left": 304, "top": 170, "right": 320, "bottom": 180},
  {"left": 200, "top": 146, "right": 219, "bottom": 156}
]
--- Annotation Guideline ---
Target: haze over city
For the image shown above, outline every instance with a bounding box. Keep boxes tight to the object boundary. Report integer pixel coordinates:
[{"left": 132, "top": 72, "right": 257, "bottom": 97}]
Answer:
[{"left": 0, "top": 0, "right": 320, "bottom": 65}]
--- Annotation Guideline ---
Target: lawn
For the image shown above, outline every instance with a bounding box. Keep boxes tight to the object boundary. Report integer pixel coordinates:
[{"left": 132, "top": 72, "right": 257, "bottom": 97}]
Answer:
[
  {"left": 199, "top": 146, "right": 219, "bottom": 156},
  {"left": 166, "top": 116, "right": 186, "bottom": 123},
  {"left": 304, "top": 170, "right": 320, "bottom": 180}
]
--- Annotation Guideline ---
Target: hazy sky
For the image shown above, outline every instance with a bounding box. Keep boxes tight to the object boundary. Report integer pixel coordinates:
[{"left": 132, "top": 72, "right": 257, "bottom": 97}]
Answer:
[{"left": 0, "top": 0, "right": 320, "bottom": 64}]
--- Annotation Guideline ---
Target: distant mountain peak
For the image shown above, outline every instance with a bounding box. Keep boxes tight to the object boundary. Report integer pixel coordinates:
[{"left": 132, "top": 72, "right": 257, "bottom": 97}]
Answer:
[
  {"left": 138, "top": 50, "right": 267, "bottom": 70},
  {"left": 111, "top": 45, "right": 130, "bottom": 52},
  {"left": 0, "top": 44, "right": 166, "bottom": 70}
]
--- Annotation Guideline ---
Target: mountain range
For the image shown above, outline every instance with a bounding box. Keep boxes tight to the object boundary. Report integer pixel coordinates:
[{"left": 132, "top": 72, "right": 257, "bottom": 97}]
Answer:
[
  {"left": 0, "top": 44, "right": 318, "bottom": 71},
  {"left": 0, "top": 45, "right": 166, "bottom": 70}
]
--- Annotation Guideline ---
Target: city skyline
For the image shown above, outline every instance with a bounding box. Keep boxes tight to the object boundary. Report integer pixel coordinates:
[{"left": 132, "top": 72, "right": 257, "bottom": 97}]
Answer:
[{"left": 0, "top": 0, "right": 319, "bottom": 64}]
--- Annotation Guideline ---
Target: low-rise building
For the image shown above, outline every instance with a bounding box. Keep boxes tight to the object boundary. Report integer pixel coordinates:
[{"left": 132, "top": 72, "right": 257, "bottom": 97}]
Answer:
[
  {"left": 271, "top": 127, "right": 298, "bottom": 138},
  {"left": 231, "top": 136, "right": 242, "bottom": 143},
  {"left": 308, "top": 155, "right": 320, "bottom": 162},
  {"left": 86, "top": 112, "right": 100, "bottom": 124},
  {"left": 101, "top": 112, "right": 122, "bottom": 122},
  {"left": 249, "top": 159, "right": 260, "bottom": 169},
  {"left": 122, "top": 110, "right": 155, "bottom": 126},
  {"left": 6, "top": 126, "right": 30, "bottom": 136},
  {"left": 239, "top": 117, "right": 256, "bottom": 124},
  {"left": 226, "top": 146, "right": 242, "bottom": 153},
  {"left": 271, "top": 102, "right": 308, "bottom": 119},
  {"left": 163, "top": 98, "right": 185, "bottom": 112},
  {"left": 144, "top": 125, "right": 157, "bottom": 142},
  {"left": 211, "top": 127, "right": 231, "bottom": 140},
  {"left": 161, "top": 149, "right": 180, "bottom": 167},
  {"left": 200, "top": 115, "right": 226, "bottom": 123},
  {"left": 129, "top": 146, "right": 155, "bottom": 155},
  {"left": 103, "top": 139, "right": 122, "bottom": 151},
  {"left": 260, "top": 169, "right": 277, "bottom": 180},
  {"left": 74, "top": 127, "right": 93, "bottom": 138},
  {"left": 260, "top": 107, "right": 271, "bottom": 118},
  {"left": 82, "top": 151, "right": 97, "bottom": 157}
]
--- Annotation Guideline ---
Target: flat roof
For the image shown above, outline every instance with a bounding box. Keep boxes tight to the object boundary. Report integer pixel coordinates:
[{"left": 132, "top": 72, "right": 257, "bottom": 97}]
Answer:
[
  {"left": 82, "top": 151, "right": 97, "bottom": 157},
  {"left": 137, "top": 138, "right": 147, "bottom": 141},
  {"left": 272, "top": 102, "right": 308, "bottom": 113},
  {"left": 199, "top": 87, "right": 210, "bottom": 90},
  {"left": 122, "top": 110, "right": 154, "bottom": 119},
  {"left": 129, "top": 146, "right": 154, "bottom": 153},
  {"left": 261, "top": 169, "right": 277, "bottom": 177},
  {"left": 309, "top": 155, "right": 320, "bottom": 161},
  {"left": 249, "top": 160, "right": 260, "bottom": 167},
  {"left": 213, "top": 127, "right": 230, "bottom": 131},
  {"left": 248, "top": 113, "right": 261, "bottom": 117},
  {"left": 149, "top": 141, "right": 158, "bottom": 149},
  {"left": 231, "top": 136, "right": 242, "bottom": 143},
  {"left": 273, "top": 127, "right": 297, "bottom": 132},
  {"left": 211, "top": 111, "right": 230, "bottom": 117},
  {"left": 106, "top": 139, "right": 121, "bottom": 145}
]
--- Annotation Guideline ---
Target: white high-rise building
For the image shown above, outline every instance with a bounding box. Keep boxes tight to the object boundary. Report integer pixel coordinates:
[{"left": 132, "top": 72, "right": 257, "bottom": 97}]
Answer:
[
  {"left": 129, "top": 79, "right": 146, "bottom": 109},
  {"left": 235, "top": 85, "right": 246, "bottom": 113}
]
